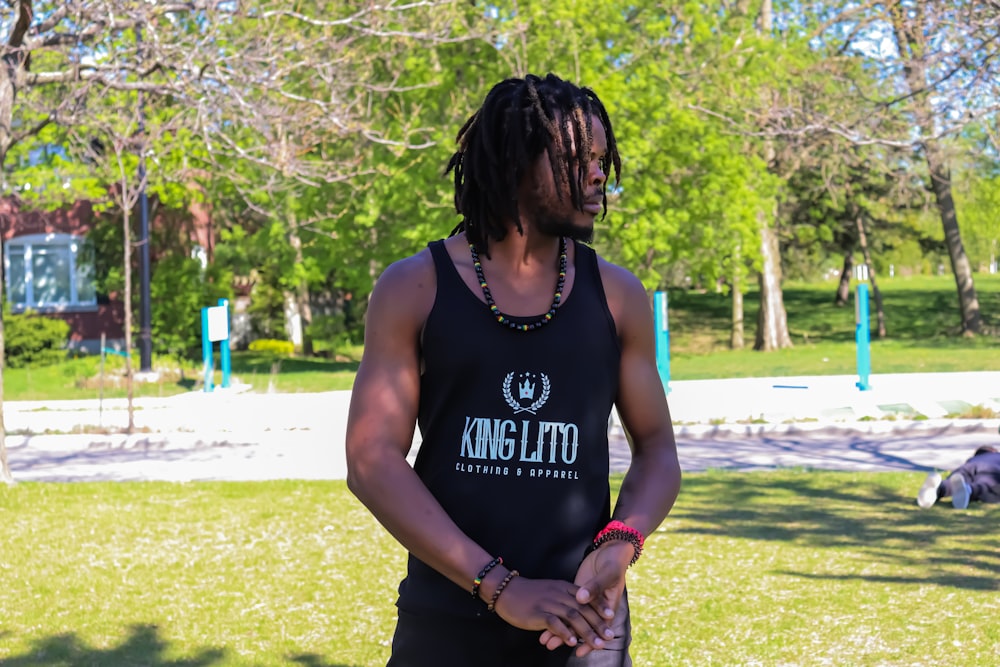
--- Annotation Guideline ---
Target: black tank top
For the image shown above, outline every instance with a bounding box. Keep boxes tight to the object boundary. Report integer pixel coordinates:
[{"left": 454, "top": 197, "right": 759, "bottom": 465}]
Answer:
[{"left": 397, "top": 238, "right": 621, "bottom": 617}]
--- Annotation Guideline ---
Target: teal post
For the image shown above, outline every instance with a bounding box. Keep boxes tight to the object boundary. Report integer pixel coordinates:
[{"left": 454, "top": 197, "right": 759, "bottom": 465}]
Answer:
[
  {"left": 218, "top": 298, "right": 231, "bottom": 389},
  {"left": 654, "top": 291, "right": 670, "bottom": 394},
  {"left": 201, "top": 299, "right": 231, "bottom": 392},
  {"left": 855, "top": 283, "right": 871, "bottom": 391},
  {"left": 201, "top": 306, "right": 214, "bottom": 393}
]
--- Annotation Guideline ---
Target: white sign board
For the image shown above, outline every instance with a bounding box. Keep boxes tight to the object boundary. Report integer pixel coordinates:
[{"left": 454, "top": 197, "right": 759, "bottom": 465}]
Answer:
[{"left": 206, "top": 305, "right": 229, "bottom": 342}]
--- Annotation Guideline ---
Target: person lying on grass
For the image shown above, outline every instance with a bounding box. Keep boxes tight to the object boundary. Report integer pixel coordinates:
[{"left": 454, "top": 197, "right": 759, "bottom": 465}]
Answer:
[{"left": 917, "top": 445, "right": 1000, "bottom": 510}]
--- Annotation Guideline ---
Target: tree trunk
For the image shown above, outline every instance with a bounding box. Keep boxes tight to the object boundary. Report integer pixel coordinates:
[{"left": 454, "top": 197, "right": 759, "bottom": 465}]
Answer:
[
  {"left": 926, "top": 147, "right": 981, "bottom": 334},
  {"left": 754, "top": 211, "right": 793, "bottom": 351},
  {"left": 288, "top": 223, "right": 313, "bottom": 356},
  {"left": 752, "top": 0, "right": 791, "bottom": 352},
  {"left": 0, "top": 0, "right": 34, "bottom": 483},
  {"left": 0, "top": 276, "right": 10, "bottom": 483},
  {"left": 856, "top": 215, "right": 886, "bottom": 338},
  {"left": 731, "top": 286, "right": 744, "bottom": 350},
  {"left": 0, "top": 64, "right": 16, "bottom": 169},
  {"left": 834, "top": 253, "right": 853, "bottom": 306},
  {"left": 890, "top": 1, "right": 981, "bottom": 335},
  {"left": 122, "top": 187, "right": 135, "bottom": 434},
  {"left": 1, "top": 1, "right": 31, "bottom": 166},
  {"left": 730, "top": 244, "right": 744, "bottom": 350}
]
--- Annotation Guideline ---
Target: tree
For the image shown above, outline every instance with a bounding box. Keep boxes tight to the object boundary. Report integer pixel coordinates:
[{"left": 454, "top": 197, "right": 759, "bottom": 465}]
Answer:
[
  {"left": 183, "top": 1, "right": 493, "bottom": 353},
  {"left": 768, "top": 0, "right": 1000, "bottom": 335},
  {"left": 950, "top": 133, "right": 1000, "bottom": 276},
  {"left": 475, "top": 1, "right": 780, "bottom": 353},
  {"left": 0, "top": 0, "right": 485, "bottom": 479},
  {"left": 884, "top": 0, "right": 990, "bottom": 334}
]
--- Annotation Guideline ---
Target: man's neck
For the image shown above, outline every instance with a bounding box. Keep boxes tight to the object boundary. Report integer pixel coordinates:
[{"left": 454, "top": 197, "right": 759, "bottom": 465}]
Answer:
[{"left": 484, "top": 227, "right": 563, "bottom": 274}]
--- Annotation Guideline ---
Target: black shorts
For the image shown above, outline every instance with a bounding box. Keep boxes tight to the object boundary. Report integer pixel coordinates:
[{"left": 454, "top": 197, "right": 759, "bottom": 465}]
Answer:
[{"left": 386, "top": 593, "right": 632, "bottom": 667}]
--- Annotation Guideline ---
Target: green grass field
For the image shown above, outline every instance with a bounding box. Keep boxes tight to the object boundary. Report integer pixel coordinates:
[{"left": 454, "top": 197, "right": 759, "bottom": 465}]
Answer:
[
  {"left": 6, "top": 274, "right": 1000, "bottom": 401},
  {"left": 3, "top": 275, "right": 998, "bottom": 665},
  {"left": 1, "top": 475, "right": 997, "bottom": 666},
  {"left": 667, "top": 273, "right": 1000, "bottom": 379}
]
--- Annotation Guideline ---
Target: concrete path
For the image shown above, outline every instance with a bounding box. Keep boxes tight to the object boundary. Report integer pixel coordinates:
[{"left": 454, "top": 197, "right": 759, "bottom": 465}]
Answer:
[
  {"left": 5, "top": 372, "right": 1000, "bottom": 482},
  {"left": 9, "top": 421, "right": 997, "bottom": 483}
]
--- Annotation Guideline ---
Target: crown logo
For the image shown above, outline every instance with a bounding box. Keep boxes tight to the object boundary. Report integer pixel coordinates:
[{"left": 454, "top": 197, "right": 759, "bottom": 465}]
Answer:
[
  {"left": 503, "top": 372, "right": 551, "bottom": 415},
  {"left": 518, "top": 378, "right": 535, "bottom": 400}
]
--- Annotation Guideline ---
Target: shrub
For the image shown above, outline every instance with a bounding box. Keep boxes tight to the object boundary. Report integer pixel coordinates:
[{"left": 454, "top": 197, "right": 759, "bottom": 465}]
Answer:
[
  {"left": 248, "top": 338, "right": 294, "bottom": 357},
  {"left": 306, "top": 312, "right": 362, "bottom": 350},
  {"left": 246, "top": 282, "right": 288, "bottom": 341},
  {"left": 150, "top": 255, "right": 233, "bottom": 360},
  {"left": 5, "top": 310, "right": 70, "bottom": 368}
]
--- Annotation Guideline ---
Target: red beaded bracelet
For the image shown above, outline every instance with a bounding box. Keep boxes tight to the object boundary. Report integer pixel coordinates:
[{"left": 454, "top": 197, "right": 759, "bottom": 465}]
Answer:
[
  {"left": 592, "top": 520, "right": 645, "bottom": 566},
  {"left": 595, "top": 520, "right": 645, "bottom": 548}
]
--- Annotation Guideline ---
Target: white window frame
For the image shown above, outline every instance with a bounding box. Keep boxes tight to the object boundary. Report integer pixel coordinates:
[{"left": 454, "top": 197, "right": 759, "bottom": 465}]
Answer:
[{"left": 4, "top": 233, "right": 97, "bottom": 312}]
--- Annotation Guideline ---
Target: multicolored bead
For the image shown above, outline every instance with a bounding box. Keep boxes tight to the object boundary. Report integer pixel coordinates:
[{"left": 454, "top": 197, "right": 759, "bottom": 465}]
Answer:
[{"left": 469, "top": 236, "right": 567, "bottom": 332}]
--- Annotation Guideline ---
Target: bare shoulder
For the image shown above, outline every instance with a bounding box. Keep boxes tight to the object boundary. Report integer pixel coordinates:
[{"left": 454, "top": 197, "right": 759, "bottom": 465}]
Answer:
[
  {"left": 595, "top": 255, "right": 651, "bottom": 334},
  {"left": 367, "top": 247, "right": 437, "bottom": 333}
]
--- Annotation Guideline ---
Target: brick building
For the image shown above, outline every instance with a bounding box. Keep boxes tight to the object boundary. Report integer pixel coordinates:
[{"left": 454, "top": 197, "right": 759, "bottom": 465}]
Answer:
[{"left": 0, "top": 196, "right": 214, "bottom": 354}]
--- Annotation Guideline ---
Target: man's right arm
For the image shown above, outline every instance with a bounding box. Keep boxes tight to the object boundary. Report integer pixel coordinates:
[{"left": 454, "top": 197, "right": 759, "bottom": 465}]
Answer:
[
  {"left": 345, "top": 252, "right": 491, "bottom": 591},
  {"left": 344, "top": 251, "right": 611, "bottom": 651}
]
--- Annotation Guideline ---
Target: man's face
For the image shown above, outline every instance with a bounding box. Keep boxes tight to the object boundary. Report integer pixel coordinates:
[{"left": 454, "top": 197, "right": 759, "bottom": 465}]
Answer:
[{"left": 519, "top": 114, "right": 609, "bottom": 242}]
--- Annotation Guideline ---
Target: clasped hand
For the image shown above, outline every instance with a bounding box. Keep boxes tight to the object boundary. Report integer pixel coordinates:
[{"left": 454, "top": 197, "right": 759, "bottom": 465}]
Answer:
[{"left": 491, "top": 542, "right": 632, "bottom": 658}]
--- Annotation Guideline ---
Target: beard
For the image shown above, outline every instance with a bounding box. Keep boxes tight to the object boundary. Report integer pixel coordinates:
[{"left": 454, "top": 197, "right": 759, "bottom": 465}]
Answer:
[{"left": 532, "top": 202, "right": 595, "bottom": 243}]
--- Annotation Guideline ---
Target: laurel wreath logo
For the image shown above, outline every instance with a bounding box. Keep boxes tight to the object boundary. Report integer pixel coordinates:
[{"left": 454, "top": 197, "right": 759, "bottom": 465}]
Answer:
[{"left": 502, "top": 372, "right": 551, "bottom": 414}]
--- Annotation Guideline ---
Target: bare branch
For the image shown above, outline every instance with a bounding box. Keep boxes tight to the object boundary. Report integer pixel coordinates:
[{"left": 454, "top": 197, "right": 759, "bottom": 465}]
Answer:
[
  {"left": 687, "top": 104, "right": 921, "bottom": 149},
  {"left": 10, "top": 114, "right": 51, "bottom": 145},
  {"left": 25, "top": 68, "right": 179, "bottom": 91},
  {"left": 6, "top": 0, "right": 32, "bottom": 49},
  {"left": 360, "top": 130, "right": 436, "bottom": 151},
  {"left": 261, "top": 1, "right": 452, "bottom": 26}
]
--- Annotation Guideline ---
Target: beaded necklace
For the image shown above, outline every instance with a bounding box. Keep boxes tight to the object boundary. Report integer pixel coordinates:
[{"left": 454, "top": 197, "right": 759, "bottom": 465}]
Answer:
[{"left": 468, "top": 236, "right": 567, "bottom": 332}]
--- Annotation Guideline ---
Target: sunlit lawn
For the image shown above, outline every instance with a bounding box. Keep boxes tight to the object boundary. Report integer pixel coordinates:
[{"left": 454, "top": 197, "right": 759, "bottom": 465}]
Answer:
[
  {"left": 6, "top": 274, "right": 1000, "bottom": 401},
  {"left": 666, "top": 273, "right": 1000, "bottom": 378},
  {"left": 1, "top": 473, "right": 997, "bottom": 666}
]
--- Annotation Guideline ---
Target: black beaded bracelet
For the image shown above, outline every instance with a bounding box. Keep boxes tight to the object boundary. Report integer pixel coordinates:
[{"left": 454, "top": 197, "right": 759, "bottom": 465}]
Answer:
[
  {"left": 591, "top": 529, "right": 643, "bottom": 566},
  {"left": 471, "top": 556, "right": 503, "bottom": 599}
]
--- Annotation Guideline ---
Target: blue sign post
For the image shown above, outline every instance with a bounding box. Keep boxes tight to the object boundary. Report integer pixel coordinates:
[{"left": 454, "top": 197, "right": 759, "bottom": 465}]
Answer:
[
  {"left": 201, "top": 298, "right": 232, "bottom": 392},
  {"left": 855, "top": 284, "right": 871, "bottom": 391},
  {"left": 653, "top": 291, "right": 670, "bottom": 394}
]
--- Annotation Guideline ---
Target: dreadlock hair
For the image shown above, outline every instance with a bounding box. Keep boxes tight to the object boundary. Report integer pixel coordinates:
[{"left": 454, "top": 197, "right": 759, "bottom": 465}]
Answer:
[{"left": 445, "top": 73, "right": 621, "bottom": 257}]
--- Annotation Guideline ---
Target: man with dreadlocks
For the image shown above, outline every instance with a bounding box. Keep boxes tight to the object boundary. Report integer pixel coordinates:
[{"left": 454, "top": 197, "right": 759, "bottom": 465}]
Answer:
[{"left": 346, "top": 73, "right": 681, "bottom": 666}]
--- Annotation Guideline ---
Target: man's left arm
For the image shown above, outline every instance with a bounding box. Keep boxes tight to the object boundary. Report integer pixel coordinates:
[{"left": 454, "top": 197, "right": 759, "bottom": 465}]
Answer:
[
  {"left": 605, "top": 269, "right": 681, "bottom": 538},
  {"left": 540, "top": 265, "right": 681, "bottom": 655},
  {"left": 581, "top": 264, "right": 681, "bottom": 592}
]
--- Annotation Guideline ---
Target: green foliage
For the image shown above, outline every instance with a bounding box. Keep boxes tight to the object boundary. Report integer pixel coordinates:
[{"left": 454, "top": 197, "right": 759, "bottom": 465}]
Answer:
[
  {"left": 243, "top": 282, "right": 288, "bottom": 341},
  {"left": 82, "top": 213, "right": 126, "bottom": 298},
  {"left": 4, "top": 124, "right": 106, "bottom": 206},
  {"left": 212, "top": 217, "right": 307, "bottom": 343},
  {"left": 6, "top": 0, "right": 997, "bottom": 353},
  {"left": 306, "top": 313, "right": 356, "bottom": 349},
  {"left": 247, "top": 338, "right": 295, "bottom": 357},
  {"left": 3, "top": 310, "right": 71, "bottom": 368},
  {"left": 953, "top": 143, "right": 1000, "bottom": 272},
  {"left": 150, "top": 255, "right": 234, "bottom": 360}
]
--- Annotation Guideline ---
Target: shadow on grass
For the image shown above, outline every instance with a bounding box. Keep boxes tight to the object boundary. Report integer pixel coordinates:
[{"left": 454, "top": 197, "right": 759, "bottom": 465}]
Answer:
[
  {"left": 674, "top": 424, "right": 995, "bottom": 475},
  {"left": 290, "top": 654, "right": 366, "bottom": 667},
  {"left": 669, "top": 471, "right": 1000, "bottom": 592},
  {"left": 176, "top": 377, "right": 197, "bottom": 391},
  {"left": 0, "top": 624, "right": 362, "bottom": 667}
]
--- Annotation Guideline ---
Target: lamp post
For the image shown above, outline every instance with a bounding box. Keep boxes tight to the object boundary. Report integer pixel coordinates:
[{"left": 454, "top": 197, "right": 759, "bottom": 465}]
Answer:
[{"left": 136, "top": 26, "right": 152, "bottom": 373}]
